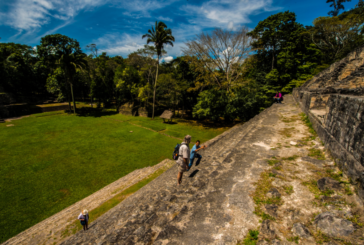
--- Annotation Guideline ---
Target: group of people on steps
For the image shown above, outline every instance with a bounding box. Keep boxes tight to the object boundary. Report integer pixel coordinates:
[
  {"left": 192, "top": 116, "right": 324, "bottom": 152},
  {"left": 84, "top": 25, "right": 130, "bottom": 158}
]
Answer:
[
  {"left": 175, "top": 135, "right": 207, "bottom": 186},
  {"left": 76, "top": 136, "right": 208, "bottom": 229}
]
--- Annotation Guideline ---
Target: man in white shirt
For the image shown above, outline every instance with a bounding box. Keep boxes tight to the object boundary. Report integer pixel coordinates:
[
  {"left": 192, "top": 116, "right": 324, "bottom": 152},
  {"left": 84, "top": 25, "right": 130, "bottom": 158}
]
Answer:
[{"left": 176, "top": 135, "right": 191, "bottom": 186}]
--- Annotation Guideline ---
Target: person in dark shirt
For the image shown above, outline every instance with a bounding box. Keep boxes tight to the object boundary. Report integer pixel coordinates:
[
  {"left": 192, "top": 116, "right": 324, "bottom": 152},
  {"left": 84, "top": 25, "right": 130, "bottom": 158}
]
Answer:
[{"left": 78, "top": 209, "right": 89, "bottom": 231}]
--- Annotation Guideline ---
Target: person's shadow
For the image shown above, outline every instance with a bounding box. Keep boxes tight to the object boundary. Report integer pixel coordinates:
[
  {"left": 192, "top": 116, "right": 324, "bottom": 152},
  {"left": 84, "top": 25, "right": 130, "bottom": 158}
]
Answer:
[{"left": 189, "top": 169, "right": 199, "bottom": 178}]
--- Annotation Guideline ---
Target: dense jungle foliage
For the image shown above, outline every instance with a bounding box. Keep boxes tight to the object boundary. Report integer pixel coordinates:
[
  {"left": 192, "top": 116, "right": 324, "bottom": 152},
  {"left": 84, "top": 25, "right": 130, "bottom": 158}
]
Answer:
[{"left": 1, "top": 2, "right": 363, "bottom": 122}]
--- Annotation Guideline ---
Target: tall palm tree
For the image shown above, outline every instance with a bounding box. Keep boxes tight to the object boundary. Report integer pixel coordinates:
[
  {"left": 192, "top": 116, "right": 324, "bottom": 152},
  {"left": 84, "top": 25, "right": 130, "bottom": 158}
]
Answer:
[
  {"left": 142, "top": 21, "right": 175, "bottom": 119},
  {"left": 56, "top": 48, "right": 88, "bottom": 114}
]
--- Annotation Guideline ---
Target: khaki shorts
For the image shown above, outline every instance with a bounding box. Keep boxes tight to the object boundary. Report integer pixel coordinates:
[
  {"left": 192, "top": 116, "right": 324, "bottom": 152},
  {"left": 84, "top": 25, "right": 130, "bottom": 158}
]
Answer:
[{"left": 177, "top": 161, "right": 188, "bottom": 172}]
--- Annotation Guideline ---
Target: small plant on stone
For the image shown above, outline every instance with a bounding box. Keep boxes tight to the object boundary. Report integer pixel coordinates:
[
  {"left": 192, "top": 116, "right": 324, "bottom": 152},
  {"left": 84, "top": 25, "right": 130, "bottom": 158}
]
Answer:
[
  {"left": 267, "top": 158, "right": 280, "bottom": 166},
  {"left": 259, "top": 211, "right": 276, "bottom": 221},
  {"left": 348, "top": 213, "right": 364, "bottom": 228},
  {"left": 313, "top": 230, "right": 330, "bottom": 244},
  {"left": 282, "top": 155, "right": 299, "bottom": 161},
  {"left": 308, "top": 148, "right": 326, "bottom": 160},
  {"left": 302, "top": 179, "right": 321, "bottom": 199},
  {"left": 325, "top": 169, "right": 343, "bottom": 181},
  {"left": 269, "top": 173, "right": 277, "bottom": 178},
  {"left": 321, "top": 189, "right": 334, "bottom": 197},
  {"left": 300, "top": 113, "right": 318, "bottom": 138},
  {"left": 279, "top": 127, "right": 296, "bottom": 137},
  {"left": 240, "top": 229, "right": 259, "bottom": 245},
  {"left": 287, "top": 236, "right": 300, "bottom": 244},
  {"left": 283, "top": 185, "right": 294, "bottom": 195},
  {"left": 345, "top": 185, "right": 353, "bottom": 195},
  {"left": 273, "top": 165, "right": 282, "bottom": 171}
]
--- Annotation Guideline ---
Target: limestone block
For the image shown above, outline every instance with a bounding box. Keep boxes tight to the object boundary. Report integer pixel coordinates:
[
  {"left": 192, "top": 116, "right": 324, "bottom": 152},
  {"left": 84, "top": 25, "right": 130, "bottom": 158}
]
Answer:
[{"left": 314, "top": 212, "right": 355, "bottom": 237}]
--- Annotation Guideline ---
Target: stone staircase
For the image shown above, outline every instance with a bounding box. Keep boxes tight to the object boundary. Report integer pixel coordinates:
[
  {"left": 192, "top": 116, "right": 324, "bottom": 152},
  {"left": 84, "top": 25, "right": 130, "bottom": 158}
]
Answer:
[
  {"left": 2, "top": 160, "right": 173, "bottom": 245},
  {"left": 60, "top": 97, "right": 291, "bottom": 244}
]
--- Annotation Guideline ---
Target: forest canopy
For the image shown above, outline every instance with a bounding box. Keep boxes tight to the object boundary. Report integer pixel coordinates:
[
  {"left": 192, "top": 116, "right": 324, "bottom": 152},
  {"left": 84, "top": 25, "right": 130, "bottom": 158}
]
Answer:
[{"left": 1, "top": 3, "right": 363, "bottom": 122}]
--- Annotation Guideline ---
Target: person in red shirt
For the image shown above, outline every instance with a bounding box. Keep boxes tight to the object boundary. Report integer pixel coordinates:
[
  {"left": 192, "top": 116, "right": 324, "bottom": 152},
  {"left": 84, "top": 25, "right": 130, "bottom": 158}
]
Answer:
[{"left": 273, "top": 91, "right": 282, "bottom": 103}]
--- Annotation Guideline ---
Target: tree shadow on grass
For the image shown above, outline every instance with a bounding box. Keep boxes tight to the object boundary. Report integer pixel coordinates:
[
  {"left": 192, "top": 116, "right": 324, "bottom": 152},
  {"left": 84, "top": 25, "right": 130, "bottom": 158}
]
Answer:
[{"left": 73, "top": 108, "right": 118, "bottom": 118}]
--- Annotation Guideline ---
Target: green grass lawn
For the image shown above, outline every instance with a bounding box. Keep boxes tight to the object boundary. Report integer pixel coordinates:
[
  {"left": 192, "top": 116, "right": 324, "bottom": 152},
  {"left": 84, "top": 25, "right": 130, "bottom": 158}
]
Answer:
[{"left": 0, "top": 109, "right": 229, "bottom": 243}]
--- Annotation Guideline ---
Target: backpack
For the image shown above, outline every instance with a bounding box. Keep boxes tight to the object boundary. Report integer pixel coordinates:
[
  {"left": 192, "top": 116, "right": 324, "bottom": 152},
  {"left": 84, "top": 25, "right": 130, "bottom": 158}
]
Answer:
[
  {"left": 173, "top": 143, "right": 181, "bottom": 160},
  {"left": 173, "top": 143, "right": 186, "bottom": 160}
]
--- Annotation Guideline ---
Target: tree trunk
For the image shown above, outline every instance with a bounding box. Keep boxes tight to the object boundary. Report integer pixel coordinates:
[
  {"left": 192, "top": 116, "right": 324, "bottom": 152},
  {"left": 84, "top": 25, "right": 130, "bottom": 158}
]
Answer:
[
  {"left": 272, "top": 42, "right": 275, "bottom": 71},
  {"left": 152, "top": 56, "right": 159, "bottom": 120},
  {"left": 67, "top": 90, "right": 71, "bottom": 112},
  {"left": 68, "top": 100, "right": 71, "bottom": 112},
  {"left": 90, "top": 96, "right": 93, "bottom": 108},
  {"left": 70, "top": 83, "right": 76, "bottom": 114}
]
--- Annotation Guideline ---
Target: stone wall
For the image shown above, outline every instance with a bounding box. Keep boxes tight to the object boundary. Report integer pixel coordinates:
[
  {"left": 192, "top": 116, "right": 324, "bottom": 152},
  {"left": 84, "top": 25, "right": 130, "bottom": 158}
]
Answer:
[
  {"left": 118, "top": 102, "right": 148, "bottom": 117},
  {"left": 293, "top": 45, "right": 364, "bottom": 200},
  {"left": 0, "top": 104, "right": 72, "bottom": 119}
]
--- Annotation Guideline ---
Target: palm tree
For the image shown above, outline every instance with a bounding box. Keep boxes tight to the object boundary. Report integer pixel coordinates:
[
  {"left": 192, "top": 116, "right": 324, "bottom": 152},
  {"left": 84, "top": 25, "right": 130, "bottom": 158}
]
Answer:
[
  {"left": 56, "top": 49, "right": 88, "bottom": 114},
  {"left": 142, "top": 21, "right": 175, "bottom": 119}
]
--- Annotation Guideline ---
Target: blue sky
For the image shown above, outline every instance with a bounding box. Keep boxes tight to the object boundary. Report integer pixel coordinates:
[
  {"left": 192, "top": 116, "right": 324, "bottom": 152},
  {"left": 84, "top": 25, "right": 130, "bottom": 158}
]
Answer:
[{"left": 0, "top": 0, "right": 359, "bottom": 61}]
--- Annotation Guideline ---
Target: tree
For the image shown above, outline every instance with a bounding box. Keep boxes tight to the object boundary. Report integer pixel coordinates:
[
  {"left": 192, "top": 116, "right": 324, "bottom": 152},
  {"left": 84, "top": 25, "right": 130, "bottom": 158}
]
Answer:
[
  {"left": 0, "top": 43, "right": 44, "bottom": 98},
  {"left": 38, "top": 34, "right": 87, "bottom": 114},
  {"left": 183, "top": 27, "right": 253, "bottom": 91},
  {"left": 247, "top": 11, "right": 324, "bottom": 93},
  {"left": 88, "top": 53, "right": 123, "bottom": 108},
  {"left": 114, "top": 65, "right": 142, "bottom": 111},
  {"left": 248, "top": 11, "right": 297, "bottom": 72},
  {"left": 309, "top": 13, "right": 364, "bottom": 62},
  {"left": 86, "top": 44, "right": 98, "bottom": 58},
  {"left": 142, "top": 21, "right": 175, "bottom": 119},
  {"left": 327, "top": 0, "right": 351, "bottom": 16}
]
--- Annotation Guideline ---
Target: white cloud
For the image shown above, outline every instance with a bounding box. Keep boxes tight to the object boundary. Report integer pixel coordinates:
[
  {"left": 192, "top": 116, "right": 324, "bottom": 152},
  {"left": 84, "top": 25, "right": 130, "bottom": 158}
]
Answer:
[
  {"left": 158, "top": 16, "right": 173, "bottom": 22},
  {"left": 1, "top": 0, "right": 175, "bottom": 35},
  {"left": 161, "top": 56, "right": 174, "bottom": 63},
  {"left": 181, "top": 0, "right": 281, "bottom": 29},
  {"left": 119, "top": 0, "right": 179, "bottom": 14},
  {"left": 2, "top": 0, "right": 105, "bottom": 31},
  {"left": 96, "top": 33, "right": 145, "bottom": 56},
  {"left": 96, "top": 23, "right": 191, "bottom": 58}
]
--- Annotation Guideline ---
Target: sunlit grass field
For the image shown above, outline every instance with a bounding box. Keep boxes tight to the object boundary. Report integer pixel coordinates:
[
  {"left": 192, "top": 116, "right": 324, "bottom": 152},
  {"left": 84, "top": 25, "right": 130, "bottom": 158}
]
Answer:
[{"left": 0, "top": 109, "right": 229, "bottom": 243}]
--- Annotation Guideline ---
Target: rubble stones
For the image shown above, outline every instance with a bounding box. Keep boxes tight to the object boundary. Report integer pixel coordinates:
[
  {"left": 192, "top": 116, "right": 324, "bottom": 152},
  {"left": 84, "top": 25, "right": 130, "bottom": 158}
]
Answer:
[
  {"left": 267, "top": 188, "right": 281, "bottom": 198},
  {"left": 259, "top": 220, "right": 277, "bottom": 240},
  {"left": 314, "top": 212, "right": 355, "bottom": 237},
  {"left": 265, "top": 204, "right": 278, "bottom": 218},
  {"left": 317, "top": 177, "right": 342, "bottom": 191},
  {"left": 301, "top": 156, "right": 325, "bottom": 167},
  {"left": 291, "top": 223, "right": 312, "bottom": 239}
]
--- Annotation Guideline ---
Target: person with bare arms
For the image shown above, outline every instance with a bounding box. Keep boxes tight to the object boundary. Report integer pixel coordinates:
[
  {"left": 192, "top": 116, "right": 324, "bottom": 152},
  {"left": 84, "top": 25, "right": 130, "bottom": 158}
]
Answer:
[{"left": 176, "top": 135, "right": 191, "bottom": 186}]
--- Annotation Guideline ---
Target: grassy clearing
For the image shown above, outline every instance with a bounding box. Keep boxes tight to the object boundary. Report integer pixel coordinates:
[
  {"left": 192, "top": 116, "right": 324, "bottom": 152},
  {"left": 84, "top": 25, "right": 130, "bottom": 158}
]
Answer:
[{"left": 0, "top": 109, "right": 229, "bottom": 243}]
